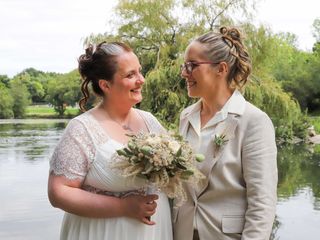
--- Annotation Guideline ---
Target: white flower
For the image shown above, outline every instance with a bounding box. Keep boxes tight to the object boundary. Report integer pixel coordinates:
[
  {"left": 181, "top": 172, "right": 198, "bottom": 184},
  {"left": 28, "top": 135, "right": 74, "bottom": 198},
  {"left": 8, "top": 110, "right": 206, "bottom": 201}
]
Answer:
[
  {"left": 168, "top": 140, "right": 181, "bottom": 154},
  {"left": 145, "top": 135, "right": 162, "bottom": 145}
]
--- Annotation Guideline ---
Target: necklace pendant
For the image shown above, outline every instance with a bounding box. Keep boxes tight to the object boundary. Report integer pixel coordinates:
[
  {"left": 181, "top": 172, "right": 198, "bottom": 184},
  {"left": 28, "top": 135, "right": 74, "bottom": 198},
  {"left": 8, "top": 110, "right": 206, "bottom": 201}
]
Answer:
[{"left": 122, "top": 124, "right": 133, "bottom": 132}]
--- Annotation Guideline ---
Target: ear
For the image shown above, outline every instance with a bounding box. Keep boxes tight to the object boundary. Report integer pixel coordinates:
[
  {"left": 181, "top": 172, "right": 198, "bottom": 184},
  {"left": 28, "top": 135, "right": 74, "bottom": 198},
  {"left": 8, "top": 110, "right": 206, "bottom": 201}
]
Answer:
[
  {"left": 217, "top": 62, "right": 228, "bottom": 75},
  {"left": 98, "top": 79, "right": 111, "bottom": 92}
]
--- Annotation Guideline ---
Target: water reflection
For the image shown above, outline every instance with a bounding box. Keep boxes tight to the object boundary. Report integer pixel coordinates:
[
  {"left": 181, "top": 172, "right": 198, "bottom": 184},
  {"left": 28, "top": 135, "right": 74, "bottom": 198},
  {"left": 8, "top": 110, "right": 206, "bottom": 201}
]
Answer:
[
  {"left": 272, "top": 144, "right": 320, "bottom": 240},
  {"left": 277, "top": 144, "right": 320, "bottom": 206},
  {"left": 0, "top": 119, "right": 67, "bottom": 240}
]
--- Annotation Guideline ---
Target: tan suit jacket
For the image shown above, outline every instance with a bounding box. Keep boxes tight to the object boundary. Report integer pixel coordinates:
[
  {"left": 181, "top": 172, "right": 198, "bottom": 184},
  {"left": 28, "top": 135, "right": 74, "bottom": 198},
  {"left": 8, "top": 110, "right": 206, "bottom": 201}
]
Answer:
[{"left": 173, "top": 94, "right": 278, "bottom": 240}]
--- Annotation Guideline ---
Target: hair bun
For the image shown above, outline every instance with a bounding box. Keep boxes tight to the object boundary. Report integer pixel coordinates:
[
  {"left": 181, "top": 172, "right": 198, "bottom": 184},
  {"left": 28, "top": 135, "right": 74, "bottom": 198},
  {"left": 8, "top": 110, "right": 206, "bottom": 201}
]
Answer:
[
  {"left": 220, "top": 27, "right": 241, "bottom": 41},
  {"left": 85, "top": 44, "right": 94, "bottom": 59}
]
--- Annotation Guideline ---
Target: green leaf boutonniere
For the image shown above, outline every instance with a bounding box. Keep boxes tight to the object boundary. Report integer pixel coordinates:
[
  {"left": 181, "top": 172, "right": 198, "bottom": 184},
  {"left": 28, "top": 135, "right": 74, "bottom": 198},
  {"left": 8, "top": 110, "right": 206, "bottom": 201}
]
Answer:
[{"left": 213, "top": 133, "right": 228, "bottom": 157}]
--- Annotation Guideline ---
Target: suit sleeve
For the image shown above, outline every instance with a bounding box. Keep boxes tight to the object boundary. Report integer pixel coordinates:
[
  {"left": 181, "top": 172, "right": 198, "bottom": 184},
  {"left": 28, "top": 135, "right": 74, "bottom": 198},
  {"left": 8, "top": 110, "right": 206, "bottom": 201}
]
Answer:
[{"left": 241, "top": 112, "right": 278, "bottom": 240}]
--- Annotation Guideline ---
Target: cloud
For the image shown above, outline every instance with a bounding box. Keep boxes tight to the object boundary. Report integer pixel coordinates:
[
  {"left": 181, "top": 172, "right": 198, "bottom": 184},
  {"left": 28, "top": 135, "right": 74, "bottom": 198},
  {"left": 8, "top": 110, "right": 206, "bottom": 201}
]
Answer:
[{"left": 0, "top": 0, "right": 114, "bottom": 77}]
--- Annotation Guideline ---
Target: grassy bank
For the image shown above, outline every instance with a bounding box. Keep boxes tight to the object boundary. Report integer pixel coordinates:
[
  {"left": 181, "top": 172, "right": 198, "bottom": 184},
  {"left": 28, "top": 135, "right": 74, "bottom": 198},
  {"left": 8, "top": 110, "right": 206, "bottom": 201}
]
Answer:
[
  {"left": 309, "top": 116, "right": 320, "bottom": 133},
  {"left": 26, "top": 105, "right": 80, "bottom": 118}
]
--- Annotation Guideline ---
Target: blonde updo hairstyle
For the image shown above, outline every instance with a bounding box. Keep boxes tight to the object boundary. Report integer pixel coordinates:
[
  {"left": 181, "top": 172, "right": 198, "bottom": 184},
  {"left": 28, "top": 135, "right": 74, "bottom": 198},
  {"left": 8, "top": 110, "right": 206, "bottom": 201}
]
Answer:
[
  {"left": 78, "top": 41, "right": 132, "bottom": 112},
  {"left": 195, "top": 26, "right": 251, "bottom": 89}
]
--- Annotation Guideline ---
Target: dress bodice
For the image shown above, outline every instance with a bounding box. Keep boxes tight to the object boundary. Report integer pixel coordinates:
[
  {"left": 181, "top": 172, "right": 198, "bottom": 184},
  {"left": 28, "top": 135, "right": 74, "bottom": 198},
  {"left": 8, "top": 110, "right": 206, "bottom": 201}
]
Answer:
[{"left": 83, "top": 138, "right": 147, "bottom": 193}]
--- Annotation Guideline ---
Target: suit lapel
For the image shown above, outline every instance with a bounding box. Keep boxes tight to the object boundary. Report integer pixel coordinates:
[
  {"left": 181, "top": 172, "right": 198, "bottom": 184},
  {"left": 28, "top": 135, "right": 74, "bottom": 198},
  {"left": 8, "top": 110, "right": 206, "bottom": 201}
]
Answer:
[
  {"left": 197, "top": 114, "right": 240, "bottom": 197},
  {"left": 179, "top": 92, "right": 246, "bottom": 200}
]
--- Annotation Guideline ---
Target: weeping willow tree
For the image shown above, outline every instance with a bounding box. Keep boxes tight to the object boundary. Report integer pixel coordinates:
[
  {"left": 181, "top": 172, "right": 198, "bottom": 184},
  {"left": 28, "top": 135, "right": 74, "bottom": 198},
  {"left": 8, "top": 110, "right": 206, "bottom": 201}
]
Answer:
[
  {"left": 244, "top": 76, "right": 307, "bottom": 141},
  {"left": 84, "top": 0, "right": 308, "bottom": 141}
]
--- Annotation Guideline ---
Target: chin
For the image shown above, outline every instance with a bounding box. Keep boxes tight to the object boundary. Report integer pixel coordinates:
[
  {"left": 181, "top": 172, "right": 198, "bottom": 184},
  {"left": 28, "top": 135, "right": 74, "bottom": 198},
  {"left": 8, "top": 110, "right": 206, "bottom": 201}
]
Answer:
[
  {"left": 187, "top": 90, "right": 199, "bottom": 98},
  {"left": 132, "top": 97, "right": 143, "bottom": 105}
]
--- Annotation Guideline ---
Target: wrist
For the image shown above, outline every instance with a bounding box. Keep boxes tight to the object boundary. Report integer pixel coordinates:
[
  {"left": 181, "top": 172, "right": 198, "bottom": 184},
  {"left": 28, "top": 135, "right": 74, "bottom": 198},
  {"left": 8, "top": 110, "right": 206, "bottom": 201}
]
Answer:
[{"left": 118, "top": 197, "right": 129, "bottom": 217}]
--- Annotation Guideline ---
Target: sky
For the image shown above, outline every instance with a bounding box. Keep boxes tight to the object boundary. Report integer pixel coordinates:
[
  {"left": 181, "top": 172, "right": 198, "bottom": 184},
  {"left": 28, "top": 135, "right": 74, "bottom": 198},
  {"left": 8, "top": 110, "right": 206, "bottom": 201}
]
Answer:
[{"left": 0, "top": 0, "right": 319, "bottom": 78}]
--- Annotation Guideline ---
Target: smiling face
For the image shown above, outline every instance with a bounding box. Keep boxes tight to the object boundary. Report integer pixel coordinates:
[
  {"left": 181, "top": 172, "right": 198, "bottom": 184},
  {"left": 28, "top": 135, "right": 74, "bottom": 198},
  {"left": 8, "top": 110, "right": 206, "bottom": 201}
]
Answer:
[
  {"left": 181, "top": 41, "right": 221, "bottom": 98},
  {"left": 107, "top": 51, "right": 145, "bottom": 106}
]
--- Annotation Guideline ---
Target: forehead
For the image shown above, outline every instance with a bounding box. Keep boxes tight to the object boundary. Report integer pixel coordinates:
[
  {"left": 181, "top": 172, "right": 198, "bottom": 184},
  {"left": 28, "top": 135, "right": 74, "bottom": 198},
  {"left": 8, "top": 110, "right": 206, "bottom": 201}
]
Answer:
[
  {"left": 116, "top": 51, "right": 140, "bottom": 71},
  {"left": 184, "top": 41, "right": 207, "bottom": 61}
]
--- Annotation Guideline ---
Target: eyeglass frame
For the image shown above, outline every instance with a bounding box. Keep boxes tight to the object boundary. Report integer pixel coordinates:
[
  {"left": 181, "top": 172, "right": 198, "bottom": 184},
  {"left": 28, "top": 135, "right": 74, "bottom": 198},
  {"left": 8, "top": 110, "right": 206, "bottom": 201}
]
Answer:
[{"left": 180, "top": 61, "right": 220, "bottom": 75}]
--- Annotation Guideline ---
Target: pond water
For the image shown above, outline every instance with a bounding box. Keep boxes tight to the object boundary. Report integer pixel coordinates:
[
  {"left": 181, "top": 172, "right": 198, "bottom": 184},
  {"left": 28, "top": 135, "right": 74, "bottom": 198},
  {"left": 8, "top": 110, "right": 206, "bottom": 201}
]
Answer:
[{"left": 0, "top": 119, "right": 319, "bottom": 239}]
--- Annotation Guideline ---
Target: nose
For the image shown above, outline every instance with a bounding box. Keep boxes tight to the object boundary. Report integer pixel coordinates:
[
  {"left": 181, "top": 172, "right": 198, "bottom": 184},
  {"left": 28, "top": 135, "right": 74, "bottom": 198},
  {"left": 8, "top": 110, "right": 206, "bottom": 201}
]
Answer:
[
  {"left": 180, "top": 67, "right": 189, "bottom": 79},
  {"left": 136, "top": 73, "right": 145, "bottom": 85}
]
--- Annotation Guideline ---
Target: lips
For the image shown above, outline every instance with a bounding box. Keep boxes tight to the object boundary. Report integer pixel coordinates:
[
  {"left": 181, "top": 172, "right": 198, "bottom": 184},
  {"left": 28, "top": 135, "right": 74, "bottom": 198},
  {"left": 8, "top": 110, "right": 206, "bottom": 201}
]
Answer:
[
  {"left": 130, "top": 88, "right": 141, "bottom": 93},
  {"left": 186, "top": 81, "right": 196, "bottom": 88}
]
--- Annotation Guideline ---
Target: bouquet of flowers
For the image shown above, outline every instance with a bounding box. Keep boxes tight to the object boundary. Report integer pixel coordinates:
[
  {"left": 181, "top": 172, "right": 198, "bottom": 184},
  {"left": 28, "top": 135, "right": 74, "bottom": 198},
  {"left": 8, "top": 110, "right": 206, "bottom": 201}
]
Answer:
[{"left": 112, "top": 132, "right": 205, "bottom": 206}]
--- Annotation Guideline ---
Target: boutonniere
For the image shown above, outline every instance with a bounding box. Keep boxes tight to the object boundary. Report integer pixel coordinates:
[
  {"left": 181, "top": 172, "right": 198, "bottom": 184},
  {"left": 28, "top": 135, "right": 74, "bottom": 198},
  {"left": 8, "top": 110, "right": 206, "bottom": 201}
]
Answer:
[
  {"left": 212, "top": 132, "right": 229, "bottom": 157},
  {"left": 214, "top": 133, "right": 228, "bottom": 148}
]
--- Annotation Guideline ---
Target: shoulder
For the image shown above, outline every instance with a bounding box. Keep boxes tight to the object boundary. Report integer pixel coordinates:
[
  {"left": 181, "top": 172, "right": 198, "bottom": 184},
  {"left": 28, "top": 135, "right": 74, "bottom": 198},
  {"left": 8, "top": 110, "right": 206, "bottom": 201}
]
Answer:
[
  {"left": 243, "top": 101, "right": 273, "bottom": 124},
  {"left": 62, "top": 111, "right": 94, "bottom": 137},
  {"left": 136, "top": 108, "right": 154, "bottom": 118},
  {"left": 240, "top": 101, "right": 275, "bottom": 138},
  {"left": 135, "top": 108, "right": 166, "bottom": 133},
  {"left": 65, "top": 112, "right": 87, "bottom": 129},
  {"left": 180, "top": 101, "right": 201, "bottom": 120},
  {"left": 135, "top": 108, "right": 159, "bottom": 123}
]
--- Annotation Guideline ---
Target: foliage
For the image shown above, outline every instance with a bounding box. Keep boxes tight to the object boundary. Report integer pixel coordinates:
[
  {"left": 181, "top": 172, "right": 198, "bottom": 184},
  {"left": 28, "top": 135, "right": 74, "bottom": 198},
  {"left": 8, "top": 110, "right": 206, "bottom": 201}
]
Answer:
[
  {"left": 244, "top": 75, "right": 308, "bottom": 141},
  {"left": 9, "top": 77, "right": 31, "bottom": 118},
  {"left": 46, "top": 70, "right": 82, "bottom": 116},
  {"left": 14, "top": 68, "right": 59, "bottom": 103},
  {"left": 312, "top": 18, "right": 320, "bottom": 43},
  {"left": 0, "top": 75, "right": 10, "bottom": 88},
  {"left": 13, "top": 72, "right": 45, "bottom": 103},
  {"left": 309, "top": 116, "right": 320, "bottom": 133},
  {"left": 141, "top": 58, "right": 195, "bottom": 129},
  {"left": 0, "top": 82, "right": 14, "bottom": 118}
]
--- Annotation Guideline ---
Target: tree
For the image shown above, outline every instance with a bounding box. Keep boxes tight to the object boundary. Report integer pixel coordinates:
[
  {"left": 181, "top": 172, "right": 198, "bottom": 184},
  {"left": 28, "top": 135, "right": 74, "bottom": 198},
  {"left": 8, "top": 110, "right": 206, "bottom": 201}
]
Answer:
[
  {"left": 14, "top": 71, "right": 46, "bottom": 103},
  {"left": 0, "top": 83, "right": 14, "bottom": 118},
  {"left": 9, "top": 76, "right": 31, "bottom": 118},
  {"left": 0, "top": 75, "right": 10, "bottom": 88},
  {"left": 312, "top": 18, "right": 320, "bottom": 43},
  {"left": 46, "top": 70, "right": 82, "bottom": 116}
]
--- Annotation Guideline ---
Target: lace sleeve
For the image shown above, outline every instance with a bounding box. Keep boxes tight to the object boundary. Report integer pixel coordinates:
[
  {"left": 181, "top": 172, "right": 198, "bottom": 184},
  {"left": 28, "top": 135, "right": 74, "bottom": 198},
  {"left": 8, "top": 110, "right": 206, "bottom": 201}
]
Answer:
[{"left": 49, "top": 118, "right": 95, "bottom": 180}]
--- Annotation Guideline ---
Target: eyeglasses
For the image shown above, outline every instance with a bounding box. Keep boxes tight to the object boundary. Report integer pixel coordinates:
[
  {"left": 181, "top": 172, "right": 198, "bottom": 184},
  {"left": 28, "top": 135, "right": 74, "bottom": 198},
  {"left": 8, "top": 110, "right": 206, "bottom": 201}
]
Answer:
[{"left": 180, "top": 61, "right": 220, "bottom": 75}]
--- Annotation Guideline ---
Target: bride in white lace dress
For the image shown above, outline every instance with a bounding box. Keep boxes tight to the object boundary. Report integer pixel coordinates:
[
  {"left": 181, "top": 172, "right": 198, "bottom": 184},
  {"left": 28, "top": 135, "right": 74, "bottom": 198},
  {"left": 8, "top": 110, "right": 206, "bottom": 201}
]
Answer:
[{"left": 48, "top": 42, "right": 173, "bottom": 240}]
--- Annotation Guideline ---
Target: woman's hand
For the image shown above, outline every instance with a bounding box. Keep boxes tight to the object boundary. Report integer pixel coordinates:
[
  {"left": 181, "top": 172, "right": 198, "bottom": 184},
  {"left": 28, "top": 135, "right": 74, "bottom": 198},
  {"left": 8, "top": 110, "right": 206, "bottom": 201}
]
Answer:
[{"left": 121, "top": 194, "right": 159, "bottom": 225}]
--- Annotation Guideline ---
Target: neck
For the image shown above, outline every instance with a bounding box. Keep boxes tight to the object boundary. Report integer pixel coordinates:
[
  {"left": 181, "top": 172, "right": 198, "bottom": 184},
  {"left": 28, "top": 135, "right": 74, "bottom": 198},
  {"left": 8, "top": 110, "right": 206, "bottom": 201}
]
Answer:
[
  {"left": 201, "top": 87, "right": 233, "bottom": 116},
  {"left": 99, "top": 100, "right": 132, "bottom": 123}
]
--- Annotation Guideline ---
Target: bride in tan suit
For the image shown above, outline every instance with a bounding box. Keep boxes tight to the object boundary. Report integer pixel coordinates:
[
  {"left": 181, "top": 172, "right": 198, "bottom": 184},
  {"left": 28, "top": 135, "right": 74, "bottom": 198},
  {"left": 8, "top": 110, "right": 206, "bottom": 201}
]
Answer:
[{"left": 173, "top": 27, "right": 278, "bottom": 240}]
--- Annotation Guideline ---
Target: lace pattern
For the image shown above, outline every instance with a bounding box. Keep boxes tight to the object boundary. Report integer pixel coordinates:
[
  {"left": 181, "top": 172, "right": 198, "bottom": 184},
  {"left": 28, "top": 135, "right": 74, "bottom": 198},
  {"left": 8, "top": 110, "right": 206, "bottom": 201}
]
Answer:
[{"left": 49, "top": 112, "right": 108, "bottom": 180}]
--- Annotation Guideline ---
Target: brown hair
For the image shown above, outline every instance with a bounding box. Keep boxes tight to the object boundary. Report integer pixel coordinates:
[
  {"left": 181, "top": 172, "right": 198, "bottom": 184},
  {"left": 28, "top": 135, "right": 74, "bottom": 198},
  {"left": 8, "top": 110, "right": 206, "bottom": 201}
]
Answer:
[
  {"left": 195, "top": 26, "right": 251, "bottom": 88},
  {"left": 78, "top": 41, "right": 132, "bottom": 111}
]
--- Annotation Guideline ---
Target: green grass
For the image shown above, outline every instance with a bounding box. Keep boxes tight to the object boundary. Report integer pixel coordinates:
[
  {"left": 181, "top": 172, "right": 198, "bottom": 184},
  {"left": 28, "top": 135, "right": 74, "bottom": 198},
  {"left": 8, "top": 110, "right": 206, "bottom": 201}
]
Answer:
[
  {"left": 26, "top": 105, "right": 80, "bottom": 118},
  {"left": 309, "top": 116, "right": 320, "bottom": 133}
]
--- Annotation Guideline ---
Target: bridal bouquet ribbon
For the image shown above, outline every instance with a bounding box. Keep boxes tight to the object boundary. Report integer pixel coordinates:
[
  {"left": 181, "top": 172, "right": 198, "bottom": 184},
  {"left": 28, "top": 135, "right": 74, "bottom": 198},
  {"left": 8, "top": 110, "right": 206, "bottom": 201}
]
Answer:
[{"left": 112, "top": 132, "right": 205, "bottom": 206}]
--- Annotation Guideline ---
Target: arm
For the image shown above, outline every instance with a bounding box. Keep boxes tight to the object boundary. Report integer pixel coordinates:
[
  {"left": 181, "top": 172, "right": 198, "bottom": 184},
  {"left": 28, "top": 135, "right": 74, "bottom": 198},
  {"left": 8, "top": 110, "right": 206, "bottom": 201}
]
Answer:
[
  {"left": 48, "top": 174, "right": 158, "bottom": 224},
  {"left": 241, "top": 112, "right": 278, "bottom": 239},
  {"left": 47, "top": 118, "right": 158, "bottom": 225}
]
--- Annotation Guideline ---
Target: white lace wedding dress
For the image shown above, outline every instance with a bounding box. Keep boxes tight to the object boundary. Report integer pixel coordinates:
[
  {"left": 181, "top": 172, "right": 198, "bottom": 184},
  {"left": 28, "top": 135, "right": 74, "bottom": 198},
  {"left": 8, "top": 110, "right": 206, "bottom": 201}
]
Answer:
[{"left": 49, "top": 109, "right": 173, "bottom": 240}]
